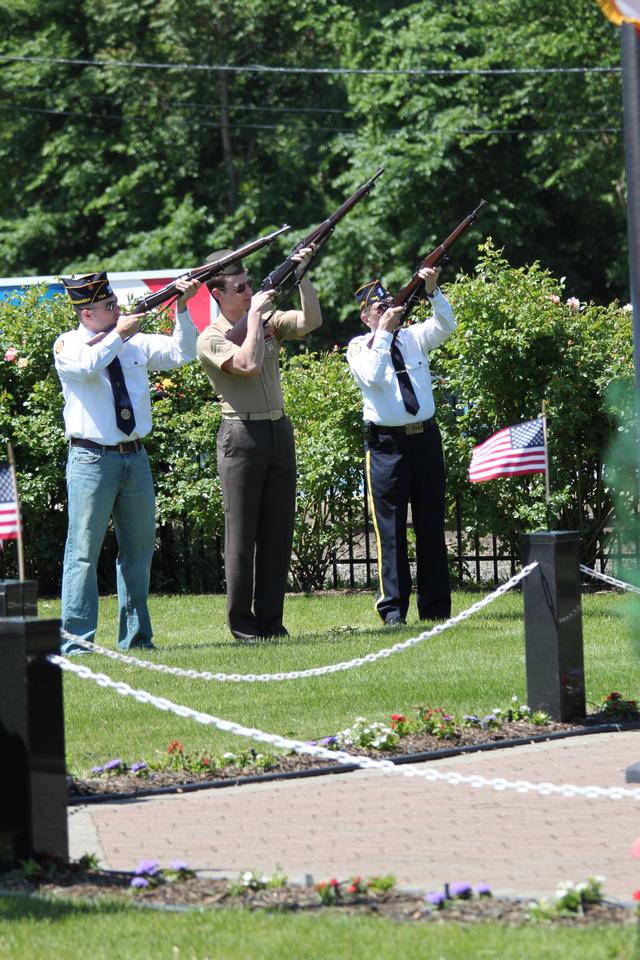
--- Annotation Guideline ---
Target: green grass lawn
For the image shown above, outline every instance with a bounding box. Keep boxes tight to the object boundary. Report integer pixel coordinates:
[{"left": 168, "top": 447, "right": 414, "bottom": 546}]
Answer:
[
  {"left": 2, "top": 588, "right": 637, "bottom": 955},
  {"left": 0, "top": 894, "right": 636, "bottom": 960},
  {"left": 38, "top": 588, "right": 638, "bottom": 777}
]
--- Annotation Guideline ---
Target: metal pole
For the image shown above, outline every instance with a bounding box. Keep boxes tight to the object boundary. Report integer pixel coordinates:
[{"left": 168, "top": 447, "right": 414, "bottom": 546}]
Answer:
[
  {"left": 621, "top": 22, "right": 640, "bottom": 783},
  {"left": 622, "top": 23, "right": 640, "bottom": 426}
]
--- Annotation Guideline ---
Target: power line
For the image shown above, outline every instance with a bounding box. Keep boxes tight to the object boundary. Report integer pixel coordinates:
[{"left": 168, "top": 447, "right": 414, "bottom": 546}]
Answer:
[
  {"left": 0, "top": 103, "right": 622, "bottom": 137},
  {"left": 0, "top": 86, "right": 622, "bottom": 121},
  {"left": 0, "top": 54, "right": 623, "bottom": 77}
]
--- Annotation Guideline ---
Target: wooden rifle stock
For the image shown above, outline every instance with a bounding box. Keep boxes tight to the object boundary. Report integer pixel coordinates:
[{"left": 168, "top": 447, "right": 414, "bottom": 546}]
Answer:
[
  {"left": 225, "top": 168, "right": 385, "bottom": 346},
  {"left": 393, "top": 199, "right": 487, "bottom": 318}
]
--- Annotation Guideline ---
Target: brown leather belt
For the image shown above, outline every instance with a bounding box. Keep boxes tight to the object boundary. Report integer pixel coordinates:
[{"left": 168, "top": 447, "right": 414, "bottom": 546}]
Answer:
[{"left": 70, "top": 437, "right": 144, "bottom": 454}]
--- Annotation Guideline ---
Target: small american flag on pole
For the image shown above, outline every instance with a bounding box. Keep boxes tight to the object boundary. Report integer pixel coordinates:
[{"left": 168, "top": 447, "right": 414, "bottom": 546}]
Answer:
[
  {"left": 0, "top": 461, "right": 20, "bottom": 540},
  {"left": 468, "top": 419, "right": 548, "bottom": 483}
]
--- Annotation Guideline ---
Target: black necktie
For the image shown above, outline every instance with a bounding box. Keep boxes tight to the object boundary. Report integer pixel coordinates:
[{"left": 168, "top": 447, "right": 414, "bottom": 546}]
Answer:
[
  {"left": 390, "top": 332, "right": 420, "bottom": 416},
  {"left": 107, "top": 356, "right": 136, "bottom": 435}
]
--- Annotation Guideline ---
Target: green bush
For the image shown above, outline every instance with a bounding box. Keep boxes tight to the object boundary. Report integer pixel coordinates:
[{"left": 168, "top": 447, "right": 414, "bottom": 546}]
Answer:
[
  {"left": 281, "top": 349, "right": 365, "bottom": 591},
  {"left": 433, "top": 241, "right": 634, "bottom": 567}
]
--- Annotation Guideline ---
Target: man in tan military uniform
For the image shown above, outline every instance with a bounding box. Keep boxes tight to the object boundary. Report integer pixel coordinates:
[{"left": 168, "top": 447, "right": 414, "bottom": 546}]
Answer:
[{"left": 197, "top": 246, "right": 321, "bottom": 640}]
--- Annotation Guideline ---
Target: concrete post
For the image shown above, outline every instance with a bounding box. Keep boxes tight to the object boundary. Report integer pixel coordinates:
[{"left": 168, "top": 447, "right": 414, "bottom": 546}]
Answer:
[
  {"left": 520, "top": 531, "right": 586, "bottom": 721},
  {"left": 0, "top": 582, "right": 68, "bottom": 868}
]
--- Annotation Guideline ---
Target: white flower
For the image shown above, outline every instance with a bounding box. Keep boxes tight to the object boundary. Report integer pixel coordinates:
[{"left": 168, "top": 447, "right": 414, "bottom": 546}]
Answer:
[
  {"left": 566, "top": 297, "right": 580, "bottom": 311},
  {"left": 622, "top": 303, "right": 633, "bottom": 313}
]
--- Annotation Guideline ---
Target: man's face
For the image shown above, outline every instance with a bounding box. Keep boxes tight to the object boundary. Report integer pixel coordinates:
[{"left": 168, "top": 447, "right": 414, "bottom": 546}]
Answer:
[
  {"left": 212, "top": 271, "right": 254, "bottom": 315},
  {"left": 362, "top": 298, "right": 393, "bottom": 331},
  {"left": 80, "top": 296, "right": 120, "bottom": 333}
]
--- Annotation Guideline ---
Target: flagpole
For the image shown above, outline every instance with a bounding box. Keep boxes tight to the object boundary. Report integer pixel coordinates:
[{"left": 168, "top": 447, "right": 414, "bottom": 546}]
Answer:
[
  {"left": 7, "top": 442, "right": 25, "bottom": 582},
  {"left": 541, "top": 400, "right": 551, "bottom": 531}
]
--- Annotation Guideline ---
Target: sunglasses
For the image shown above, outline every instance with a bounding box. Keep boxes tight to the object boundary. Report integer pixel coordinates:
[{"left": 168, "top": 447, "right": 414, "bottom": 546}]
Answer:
[{"left": 231, "top": 278, "right": 253, "bottom": 294}]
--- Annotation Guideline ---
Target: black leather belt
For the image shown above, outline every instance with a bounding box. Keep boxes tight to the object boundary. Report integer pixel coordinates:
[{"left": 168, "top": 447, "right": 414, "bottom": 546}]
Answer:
[
  {"left": 70, "top": 437, "right": 144, "bottom": 454},
  {"left": 366, "top": 419, "right": 434, "bottom": 439}
]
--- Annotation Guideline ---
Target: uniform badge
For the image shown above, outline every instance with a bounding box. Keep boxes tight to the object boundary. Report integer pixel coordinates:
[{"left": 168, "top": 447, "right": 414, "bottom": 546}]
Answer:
[
  {"left": 349, "top": 343, "right": 362, "bottom": 356},
  {"left": 55, "top": 339, "right": 64, "bottom": 354},
  {"left": 121, "top": 409, "right": 132, "bottom": 421}
]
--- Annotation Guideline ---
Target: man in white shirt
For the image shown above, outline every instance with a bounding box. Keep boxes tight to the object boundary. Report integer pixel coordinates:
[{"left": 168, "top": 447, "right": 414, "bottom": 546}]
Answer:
[
  {"left": 346, "top": 266, "right": 455, "bottom": 626},
  {"left": 55, "top": 271, "right": 199, "bottom": 654}
]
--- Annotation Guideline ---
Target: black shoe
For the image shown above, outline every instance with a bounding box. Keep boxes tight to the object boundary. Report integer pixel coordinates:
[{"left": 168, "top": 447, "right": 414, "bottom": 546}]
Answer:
[
  {"left": 259, "top": 626, "right": 289, "bottom": 639},
  {"left": 384, "top": 617, "right": 406, "bottom": 627},
  {"left": 123, "top": 640, "right": 157, "bottom": 651}
]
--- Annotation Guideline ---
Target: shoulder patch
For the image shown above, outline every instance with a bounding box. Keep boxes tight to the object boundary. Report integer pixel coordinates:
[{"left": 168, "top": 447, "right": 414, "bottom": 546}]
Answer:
[
  {"left": 348, "top": 342, "right": 362, "bottom": 356},
  {"left": 55, "top": 339, "right": 64, "bottom": 354}
]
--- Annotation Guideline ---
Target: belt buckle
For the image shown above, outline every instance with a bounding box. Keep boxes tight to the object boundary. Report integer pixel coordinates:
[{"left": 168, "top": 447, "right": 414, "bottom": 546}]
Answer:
[
  {"left": 405, "top": 422, "right": 423, "bottom": 436},
  {"left": 269, "top": 410, "right": 281, "bottom": 421}
]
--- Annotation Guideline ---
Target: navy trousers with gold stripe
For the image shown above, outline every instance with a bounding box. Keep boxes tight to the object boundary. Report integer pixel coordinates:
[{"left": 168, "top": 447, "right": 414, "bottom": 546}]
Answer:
[{"left": 365, "top": 421, "right": 451, "bottom": 624}]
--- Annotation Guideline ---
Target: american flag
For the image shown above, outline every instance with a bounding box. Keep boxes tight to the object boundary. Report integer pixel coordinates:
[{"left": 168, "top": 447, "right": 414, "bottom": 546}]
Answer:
[
  {"left": 0, "top": 462, "right": 20, "bottom": 540},
  {"left": 468, "top": 419, "right": 547, "bottom": 483}
]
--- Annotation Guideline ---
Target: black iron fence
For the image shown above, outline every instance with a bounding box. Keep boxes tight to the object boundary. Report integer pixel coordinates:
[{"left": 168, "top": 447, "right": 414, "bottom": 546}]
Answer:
[{"left": 0, "top": 490, "right": 631, "bottom": 597}]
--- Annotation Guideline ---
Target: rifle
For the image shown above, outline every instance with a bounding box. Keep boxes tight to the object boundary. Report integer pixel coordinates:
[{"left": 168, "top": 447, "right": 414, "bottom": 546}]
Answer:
[
  {"left": 85, "top": 225, "right": 291, "bottom": 346},
  {"left": 392, "top": 199, "right": 486, "bottom": 322},
  {"left": 226, "top": 167, "right": 384, "bottom": 345},
  {"left": 131, "top": 223, "right": 291, "bottom": 314}
]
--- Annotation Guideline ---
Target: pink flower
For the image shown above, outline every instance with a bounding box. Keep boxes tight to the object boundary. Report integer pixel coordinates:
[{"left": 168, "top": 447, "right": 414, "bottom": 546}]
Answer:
[
  {"left": 4, "top": 348, "right": 17, "bottom": 362},
  {"left": 630, "top": 837, "right": 640, "bottom": 859},
  {"left": 549, "top": 295, "right": 561, "bottom": 304},
  {"left": 566, "top": 297, "right": 580, "bottom": 311}
]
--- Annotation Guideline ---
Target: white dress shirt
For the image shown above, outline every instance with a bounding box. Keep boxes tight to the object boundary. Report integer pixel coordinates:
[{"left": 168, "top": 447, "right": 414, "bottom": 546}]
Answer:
[
  {"left": 54, "top": 308, "right": 197, "bottom": 444},
  {"left": 346, "top": 289, "right": 456, "bottom": 427}
]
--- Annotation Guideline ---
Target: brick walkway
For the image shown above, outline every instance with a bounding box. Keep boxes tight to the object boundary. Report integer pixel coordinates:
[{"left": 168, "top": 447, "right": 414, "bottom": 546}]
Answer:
[{"left": 68, "top": 730, "right": 640, "bottom": 902}]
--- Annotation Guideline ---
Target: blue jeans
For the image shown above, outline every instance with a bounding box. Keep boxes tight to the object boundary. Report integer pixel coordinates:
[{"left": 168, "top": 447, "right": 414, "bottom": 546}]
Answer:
[{"left": 60, "top": 444, "right": 156, "bottom": 654}]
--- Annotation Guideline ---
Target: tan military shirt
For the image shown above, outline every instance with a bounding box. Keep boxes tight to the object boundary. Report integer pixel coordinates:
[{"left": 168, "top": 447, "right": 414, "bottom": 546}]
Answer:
[{"left": 197, "top": 309, "right": 301, "bottom": 416}]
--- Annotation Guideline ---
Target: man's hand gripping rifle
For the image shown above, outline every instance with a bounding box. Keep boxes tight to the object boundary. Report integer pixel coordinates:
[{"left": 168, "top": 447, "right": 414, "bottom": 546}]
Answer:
[{"left": 226, "top": 167, "right": 385, "bottom": 345}]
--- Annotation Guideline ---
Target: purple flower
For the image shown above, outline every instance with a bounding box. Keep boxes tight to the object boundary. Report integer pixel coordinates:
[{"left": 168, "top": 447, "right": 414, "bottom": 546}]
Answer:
[
  {"left": 131, "top": 761, "right": 147, "bottom": 772},
  {"left": 91, "top": 766, "right": 103, "bottom": 774},
  {"left": 104, "top": 758, "right": 124, "bottom": 770},
  {"left": 320, "top": 736, "right": 338, "bottom": 746},
  {"left": 134, "top": 859, "right": 160, "bottom": 876},
  {"left": 450, "top": 881, "right": 472, "bottom": 899},
  {"left": 426, "top": 891, "right": 446, "bottom": 907},
  {"left": 463, "top": 715, "right": 480, "bottom": 725},
  {"left": 476, "top": 883, "right": 492, "bottom": 897},
  {"left": 169, "top": 861, "right": 189, "bottom": 872},
  {"left": 130, "top": 876, "right": 149, "bottom": 888}
]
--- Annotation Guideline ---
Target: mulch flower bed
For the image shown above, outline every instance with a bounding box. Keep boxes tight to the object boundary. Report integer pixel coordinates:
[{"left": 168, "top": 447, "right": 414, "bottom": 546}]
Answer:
[
  {"left": 68, "top": 714, "right": 630, "bottom": 800},
  {"left": 0, "top": 866, "right": 634, "bottom": 926}
]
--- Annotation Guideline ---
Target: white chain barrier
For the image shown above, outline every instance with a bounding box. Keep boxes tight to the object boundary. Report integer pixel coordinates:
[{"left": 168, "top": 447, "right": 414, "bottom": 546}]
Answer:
[
  {"left": 61, "top": 563, "right": 539, "bottom": 683},
  {"left": 51, "top": 653, "right": 640, "bottom": 802},
  {"left": 581, "top": 563, "right": 640, "bottom": 595}
]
